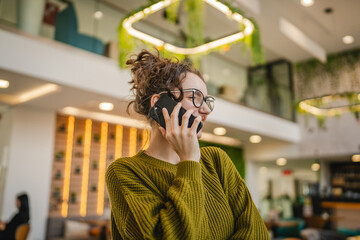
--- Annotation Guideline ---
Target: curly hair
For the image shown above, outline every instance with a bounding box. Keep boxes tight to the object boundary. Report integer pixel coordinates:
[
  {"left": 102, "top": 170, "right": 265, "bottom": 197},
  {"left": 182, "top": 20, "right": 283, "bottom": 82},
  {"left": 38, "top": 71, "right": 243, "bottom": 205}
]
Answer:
[{"left": 126, "top": 50, "right": 203, "bottom": 119}]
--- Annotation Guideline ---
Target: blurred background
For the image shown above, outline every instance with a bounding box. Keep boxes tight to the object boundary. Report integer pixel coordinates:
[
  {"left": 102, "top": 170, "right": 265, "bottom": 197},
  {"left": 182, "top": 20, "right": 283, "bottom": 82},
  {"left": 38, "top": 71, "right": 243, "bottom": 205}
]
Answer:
[{"left": 0, "top": 0, "right": 360, "bottom": 239}]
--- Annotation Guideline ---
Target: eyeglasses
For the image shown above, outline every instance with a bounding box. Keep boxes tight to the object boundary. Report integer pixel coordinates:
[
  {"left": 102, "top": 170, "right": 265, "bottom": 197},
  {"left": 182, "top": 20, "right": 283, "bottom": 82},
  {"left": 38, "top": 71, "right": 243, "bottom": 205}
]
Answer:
[{"left": 161, "top": 88, "right": 215, "bottom": 112}]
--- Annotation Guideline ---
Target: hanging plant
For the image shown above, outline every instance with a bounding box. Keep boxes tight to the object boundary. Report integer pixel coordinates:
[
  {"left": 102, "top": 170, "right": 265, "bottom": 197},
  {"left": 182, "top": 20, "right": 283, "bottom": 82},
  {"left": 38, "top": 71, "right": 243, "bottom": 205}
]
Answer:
[
  {"left": 295, "top": 48, "right": 360, "bottom": 100},
  {"left": 184, "top": 0, "right": 204, "bottom": 48},
  {"left": 117, "top": 0, "right": 263, "bottom": 67},
  {"left": 294, "top": 48, "right": 360, "bottom": 126},
  {"left": 165, "top": 0, "right": 181, "bottom": 24},
  {"left": 76, "top": 135, "right": 83, "bottom": 145}
]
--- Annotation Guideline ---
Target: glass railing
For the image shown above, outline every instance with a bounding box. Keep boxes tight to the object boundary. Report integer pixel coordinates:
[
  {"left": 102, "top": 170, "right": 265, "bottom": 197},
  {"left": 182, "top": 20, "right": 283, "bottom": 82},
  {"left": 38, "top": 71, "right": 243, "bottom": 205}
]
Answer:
[{"left": 0, "top": 0, "right": 294, "bottom": 121}]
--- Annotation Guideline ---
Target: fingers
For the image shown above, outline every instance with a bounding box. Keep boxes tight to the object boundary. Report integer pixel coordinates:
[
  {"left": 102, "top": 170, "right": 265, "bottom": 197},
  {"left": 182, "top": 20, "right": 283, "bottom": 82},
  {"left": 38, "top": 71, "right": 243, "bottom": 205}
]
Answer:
[
  {"left": 190, "top": 116, "right": 202, "bottom": 133},
  {"left": 162, "top": 103, "right": 200, "bottom": 134},
  {"left": 181, "top": 109, "right": 194, "bottom": 131},
  {"left": 170, "top": 103, "right": 181, "bottom": 127}
]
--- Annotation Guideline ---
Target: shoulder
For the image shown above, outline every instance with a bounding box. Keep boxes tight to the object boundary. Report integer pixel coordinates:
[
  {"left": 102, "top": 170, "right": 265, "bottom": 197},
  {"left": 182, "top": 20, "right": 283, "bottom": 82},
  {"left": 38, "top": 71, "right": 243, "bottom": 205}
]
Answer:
[
  {"left": 200, "top": 146, "right": 234, "bottom": 173},
  {"left": 200, "top": 146, "right": 231, "bottom": 164},
  {"left": 106, "top": 156, "right": 140, "bottom": 180}
]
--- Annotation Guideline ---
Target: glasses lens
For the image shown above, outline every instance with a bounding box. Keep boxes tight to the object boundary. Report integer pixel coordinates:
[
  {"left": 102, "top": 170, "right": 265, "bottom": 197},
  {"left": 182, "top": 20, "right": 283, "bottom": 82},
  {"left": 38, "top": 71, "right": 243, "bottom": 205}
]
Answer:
[
  {"left": 193, "top": 90, "right": 203, "bottom": 107},
  {"left": 206, "top": 97, "right": 215, "bottom": 111}
]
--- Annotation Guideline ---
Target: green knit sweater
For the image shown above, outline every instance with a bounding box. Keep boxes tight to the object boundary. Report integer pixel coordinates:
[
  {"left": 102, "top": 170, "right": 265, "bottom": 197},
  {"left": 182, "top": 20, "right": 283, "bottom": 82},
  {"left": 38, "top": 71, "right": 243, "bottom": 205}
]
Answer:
[{"left": 106, "top": 146, "right": 269, "bottom": 240}]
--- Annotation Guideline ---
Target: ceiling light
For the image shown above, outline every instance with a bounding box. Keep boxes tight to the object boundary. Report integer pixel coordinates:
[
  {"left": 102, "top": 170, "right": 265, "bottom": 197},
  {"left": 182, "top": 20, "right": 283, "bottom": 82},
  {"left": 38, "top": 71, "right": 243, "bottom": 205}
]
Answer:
[
  {"left": 298, "top": 92, "right": 360, "bottom": 117},
  {"left": 276, "top": 157, "right": 287, "bottom": 166},
  {"left": 249, "top": 135, "right": 262, "bottom": 143},
  {"left": 17, "top": 83, "right": 59, "bottom": 103},
  {"left": 300, "top": 0, "right": 314, "bottom": 7},
  {"left": 352, "top": 154, "right": 360, "bottom": 162},
  {"left": 0, "top": 79, "right": 9, "bottom": 88},
  {"left": 342, "top": 35, "right": 354, "bottom": 44},
  {"left": 311, "top": 162, "right": 320, "bottom": 171},
  {"left": 94, "top": 11, "right": 103, "bottom": 19},
  {"left": 213, "top": 127, "right": 227, "bottom": 136},
  {"left": 201, "top": 132, "right": 241, "bottom": 146},
  {"left": 59, "top": 107, "right": 150, "bottom": 129},
  {"left": 99, "top": 102, "right": 114, "bottom": 111},
  {"left": 122, "top": 0, "right": 254, "bottom": 55}
]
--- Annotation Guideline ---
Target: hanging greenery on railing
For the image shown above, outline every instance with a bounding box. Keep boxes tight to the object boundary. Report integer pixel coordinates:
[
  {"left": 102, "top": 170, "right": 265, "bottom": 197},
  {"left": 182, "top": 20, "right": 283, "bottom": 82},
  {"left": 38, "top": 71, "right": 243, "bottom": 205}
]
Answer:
[
  {"left": 117, "top": 0, "right": 263, "bottom": 68},
  {"left": 294, "top": 47, "right": 360, "bottom": 125}
]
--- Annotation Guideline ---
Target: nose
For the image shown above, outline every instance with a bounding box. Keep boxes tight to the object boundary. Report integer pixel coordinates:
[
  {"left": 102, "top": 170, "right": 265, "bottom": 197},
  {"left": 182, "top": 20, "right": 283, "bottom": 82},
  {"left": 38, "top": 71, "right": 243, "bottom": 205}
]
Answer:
[{"left": 199, "top": 102, "right": 211, "bottom": 115}]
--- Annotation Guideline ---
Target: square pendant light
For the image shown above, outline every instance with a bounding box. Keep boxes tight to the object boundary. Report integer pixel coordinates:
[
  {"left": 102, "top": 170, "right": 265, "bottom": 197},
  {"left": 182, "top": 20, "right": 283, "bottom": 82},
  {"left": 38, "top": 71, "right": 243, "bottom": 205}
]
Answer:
[{"left": 122, "top": 0, "right": 254, "bottom": 55}]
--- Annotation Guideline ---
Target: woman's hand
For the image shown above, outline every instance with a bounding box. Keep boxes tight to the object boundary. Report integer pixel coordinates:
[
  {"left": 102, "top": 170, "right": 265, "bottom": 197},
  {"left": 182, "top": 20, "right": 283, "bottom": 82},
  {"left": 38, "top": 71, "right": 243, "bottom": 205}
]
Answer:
[{"left": 159, "top": 103, "right": 202, "bottom": 162}]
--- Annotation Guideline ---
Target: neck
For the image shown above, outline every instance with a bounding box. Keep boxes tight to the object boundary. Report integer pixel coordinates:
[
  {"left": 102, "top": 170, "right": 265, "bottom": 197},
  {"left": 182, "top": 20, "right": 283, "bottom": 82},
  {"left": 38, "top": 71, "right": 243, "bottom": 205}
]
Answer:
[{"left": 145, "top": 126, "right": 180, "bottom": 165}]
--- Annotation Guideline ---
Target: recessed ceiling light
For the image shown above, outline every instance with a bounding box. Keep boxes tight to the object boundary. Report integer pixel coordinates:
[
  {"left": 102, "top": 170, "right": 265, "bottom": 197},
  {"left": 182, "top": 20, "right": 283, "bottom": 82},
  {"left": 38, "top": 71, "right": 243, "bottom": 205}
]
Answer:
[
  {"left": 94, "top": 11, "right": 103, "bottom": 19},
  {"left": 249, "top": 135, "right": 262, "bottom": 143},
  {"left": 311, "top": 162, "right": 320, "bottom": 171},
  {"left": 99, "top": 102, "right": 114, "bottom": 111},
  {"left": 342, "top": 35, "right": 354, "bottom": 44},
  {"left": 0, "top": 79, "right": 9, "bottom": 88},
  {"left": 213, "top": 127, "right": 227, "bottom": 136},
  {"left": 300, "top": 0, "right": 314, "bottom": 7},
  {"left": 352, "top": 154, "right": 360, "bottom": 162},
  {"left": 276, "top": 157, "right": 287, "bottom": 166}
]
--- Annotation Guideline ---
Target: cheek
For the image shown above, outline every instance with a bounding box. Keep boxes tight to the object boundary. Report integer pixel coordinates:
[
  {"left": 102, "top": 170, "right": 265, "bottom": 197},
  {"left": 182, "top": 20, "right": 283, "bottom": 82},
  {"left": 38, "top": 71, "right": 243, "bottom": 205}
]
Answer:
[{"left": 180, "top": 99, "right": 195, "bottom": 110}]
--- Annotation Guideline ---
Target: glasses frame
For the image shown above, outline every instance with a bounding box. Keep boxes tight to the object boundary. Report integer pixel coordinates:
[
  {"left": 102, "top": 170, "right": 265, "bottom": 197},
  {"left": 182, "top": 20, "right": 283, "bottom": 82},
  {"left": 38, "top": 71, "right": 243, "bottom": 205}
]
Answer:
[{"left": 159, "top": 88, "right": 215, "bottom": 112}]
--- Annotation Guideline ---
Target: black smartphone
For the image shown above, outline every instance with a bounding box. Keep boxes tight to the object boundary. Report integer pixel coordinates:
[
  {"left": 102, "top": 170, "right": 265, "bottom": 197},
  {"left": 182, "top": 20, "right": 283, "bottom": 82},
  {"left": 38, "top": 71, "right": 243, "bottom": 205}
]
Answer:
[{"left": 149, "top": 94, "right": 203, "bottom": 133}]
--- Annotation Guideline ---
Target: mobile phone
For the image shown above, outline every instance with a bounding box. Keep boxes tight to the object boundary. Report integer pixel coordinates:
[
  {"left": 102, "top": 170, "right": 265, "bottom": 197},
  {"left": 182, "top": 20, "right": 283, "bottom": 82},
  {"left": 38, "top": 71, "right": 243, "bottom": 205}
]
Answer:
[{"left": 149, "top": 94, "right": 203, "bottom": 133}]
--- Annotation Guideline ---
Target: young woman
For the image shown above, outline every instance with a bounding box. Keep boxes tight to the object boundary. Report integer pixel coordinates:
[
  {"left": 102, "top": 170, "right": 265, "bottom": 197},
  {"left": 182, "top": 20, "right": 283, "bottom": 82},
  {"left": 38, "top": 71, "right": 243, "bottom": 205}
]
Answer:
[
  {"left": 106, "top": 50, "right": 269, "bottom": 239},
  {"left": 0, "top": 193, "right": 30, "bottom": 240}
]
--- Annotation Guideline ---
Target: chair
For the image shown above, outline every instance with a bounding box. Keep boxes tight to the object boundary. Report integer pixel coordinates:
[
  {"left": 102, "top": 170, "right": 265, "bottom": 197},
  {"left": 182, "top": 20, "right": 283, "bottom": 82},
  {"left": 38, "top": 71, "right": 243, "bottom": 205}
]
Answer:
[
  {"left": 15, "top": 223, "right": 30, "bottom": 240},
  {"left": 54, "top": 2, "right": 104, "bottom": 55},
  {"left": 276, "top": 218, "right": 305, "bottom": 239}
]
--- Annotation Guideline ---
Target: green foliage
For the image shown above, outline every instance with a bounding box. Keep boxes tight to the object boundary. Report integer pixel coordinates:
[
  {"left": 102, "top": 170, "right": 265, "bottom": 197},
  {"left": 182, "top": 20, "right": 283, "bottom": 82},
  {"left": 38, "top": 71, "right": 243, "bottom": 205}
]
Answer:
[
  {"left": 165, "top": 0, "right": 180, "bottom": 24},
  {"left": 117, "top": 0, "right": 264, "bottom": 68},
  {"left": 249, "top": 21, "right": 264, "bottom": 64},
  {"left": 185, "top": 0, "right": 204, "bottom": 48},
  {"left": 220, "top": 2, "right": 264, "bottom": 64},
  {"left": 295, "top": 47, "right": 360, "bottom": 89},
  {"left": 295, "top": 48, "right": 360, "bottom": 126},
  {"left": 118, "top": 22, "right": 136, "bottom": 68},
  {"left": 317, "top": 115, "right": 326, "bottom": 129}
]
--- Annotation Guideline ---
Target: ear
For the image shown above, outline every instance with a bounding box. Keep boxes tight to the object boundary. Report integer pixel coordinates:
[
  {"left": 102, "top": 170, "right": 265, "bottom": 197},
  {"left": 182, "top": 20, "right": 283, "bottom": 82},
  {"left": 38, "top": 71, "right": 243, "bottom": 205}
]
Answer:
[{"left": 150, "top": 94, "right": 161, "bottom": 108}]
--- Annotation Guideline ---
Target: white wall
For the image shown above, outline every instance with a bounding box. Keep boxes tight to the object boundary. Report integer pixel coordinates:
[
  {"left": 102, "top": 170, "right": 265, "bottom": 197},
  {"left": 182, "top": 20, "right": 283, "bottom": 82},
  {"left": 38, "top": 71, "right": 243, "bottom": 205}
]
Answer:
[
  {"left": 245, "top": 112, "right": 360, "bottom": 161},
  {"left": 245, "top": 160, "right": 261, "bottom": 207},
  {"left": 0, "top": 106, "right": 12, "bottom": 217},
  {"left": 1, "top": 106, "right": 55, "bottom": 240}
]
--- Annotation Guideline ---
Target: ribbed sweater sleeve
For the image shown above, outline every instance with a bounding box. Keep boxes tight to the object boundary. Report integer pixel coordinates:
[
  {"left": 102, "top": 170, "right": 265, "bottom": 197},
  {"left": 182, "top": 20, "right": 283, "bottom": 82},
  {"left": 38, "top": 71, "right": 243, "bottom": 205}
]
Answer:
[
  {"left": 210, "top": 148, "right": 270, "bottom": 240},
  {"left": 106, "top": 159, "right": 205, "bottom": 240}
]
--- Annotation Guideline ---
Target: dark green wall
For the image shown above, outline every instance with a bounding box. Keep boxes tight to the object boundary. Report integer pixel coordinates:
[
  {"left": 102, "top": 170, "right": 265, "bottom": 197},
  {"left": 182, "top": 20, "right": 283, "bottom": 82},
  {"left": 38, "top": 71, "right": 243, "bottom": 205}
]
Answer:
[{"left": 199, "top": 141, "right": 245, "bottom": 178}]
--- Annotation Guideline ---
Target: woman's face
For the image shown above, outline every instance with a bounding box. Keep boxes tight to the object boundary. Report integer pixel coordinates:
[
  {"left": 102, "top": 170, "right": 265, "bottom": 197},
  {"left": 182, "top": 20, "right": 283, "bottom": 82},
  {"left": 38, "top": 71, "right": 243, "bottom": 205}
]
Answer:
[{"left": 178, "top": 72, "right": 212, "bottom": 138}]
